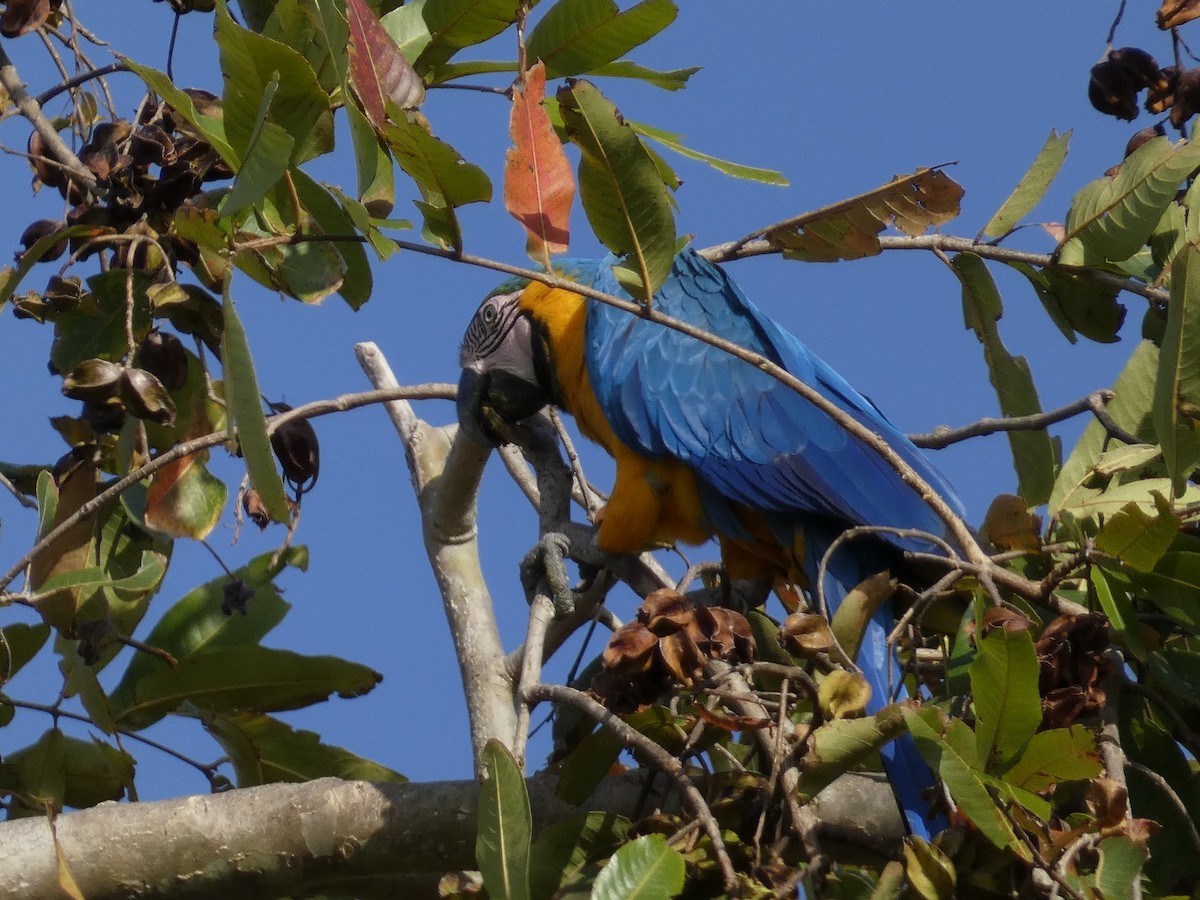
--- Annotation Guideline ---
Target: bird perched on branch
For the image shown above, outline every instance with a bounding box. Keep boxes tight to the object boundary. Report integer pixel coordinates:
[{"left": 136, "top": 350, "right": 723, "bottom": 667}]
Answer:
[{"left": 457, "top": 248, "right": 963, "bottom": 839}]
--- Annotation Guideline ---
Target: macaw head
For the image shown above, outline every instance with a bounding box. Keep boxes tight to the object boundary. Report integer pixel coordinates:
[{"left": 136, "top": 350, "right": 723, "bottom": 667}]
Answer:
[{"left": 457, "top": 283, "right": 554, "bottom": 446}]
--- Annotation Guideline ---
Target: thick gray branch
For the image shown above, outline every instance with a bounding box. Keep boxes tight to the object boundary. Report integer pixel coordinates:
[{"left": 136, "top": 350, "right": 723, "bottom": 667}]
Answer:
[{"left": 355, "top": 343, "right": 516, "bottom": 775}]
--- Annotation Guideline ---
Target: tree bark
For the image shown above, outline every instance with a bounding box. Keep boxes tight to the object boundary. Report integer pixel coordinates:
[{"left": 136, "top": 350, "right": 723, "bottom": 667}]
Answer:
[{"left": 0, "top": 771, "right": 902, "bottom": 898}]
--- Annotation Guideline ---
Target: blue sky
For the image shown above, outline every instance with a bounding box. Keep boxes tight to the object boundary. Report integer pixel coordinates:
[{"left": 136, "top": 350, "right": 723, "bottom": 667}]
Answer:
[{"left": 0, "top": 2, "right": 1170, "bottom": 792}]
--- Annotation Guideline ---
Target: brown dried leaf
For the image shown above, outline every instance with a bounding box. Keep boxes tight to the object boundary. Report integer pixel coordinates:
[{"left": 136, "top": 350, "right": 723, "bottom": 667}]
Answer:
[
  {"left": 638, "top": 588, "right": 692, "bottom": 635},
  {"left": 981, "top": 493, "right": 1042, "bottom": 552},
  {"left": 657, "top": 631, "right": 705, "bottom": 686},
  {"left": 1087, "top": 777, "right": 1129, "bottom": 830},
  {"left": 601, "top": 621, "right": 658, "bottom": 675},
  {"left": 780, "top": 612, "right": 835, "bottom": 656},
  {"left": 980, "top": 606, "right": 1033, "bottom": 636},
  {"left": 505, "top": 62, "right": 574, "bottom": 265},
  {"left": 764, "top": 168, "right": 963, "bottom": 262},
  {"left": 1159, "top": 0, "right": 1200, "bottom": 29},
  {"left": 346, "top": 0, "right": 425, "bottom": 131}
]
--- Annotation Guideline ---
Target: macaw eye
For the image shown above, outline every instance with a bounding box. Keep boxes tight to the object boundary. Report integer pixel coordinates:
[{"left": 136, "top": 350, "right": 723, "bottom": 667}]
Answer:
[{"left": 481, "top": 303, "right": 499, "bottom": 326}]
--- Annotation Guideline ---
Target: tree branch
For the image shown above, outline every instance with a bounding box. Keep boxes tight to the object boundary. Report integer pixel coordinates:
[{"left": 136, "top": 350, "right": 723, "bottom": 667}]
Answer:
[{"left": 355, "top": 344, "right": 515, "bottom": 776}]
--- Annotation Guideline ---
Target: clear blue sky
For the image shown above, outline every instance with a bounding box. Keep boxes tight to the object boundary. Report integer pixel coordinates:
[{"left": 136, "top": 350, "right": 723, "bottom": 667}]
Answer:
[{"left": 0, "top": 2, "right": 1165, "bottom": 792}]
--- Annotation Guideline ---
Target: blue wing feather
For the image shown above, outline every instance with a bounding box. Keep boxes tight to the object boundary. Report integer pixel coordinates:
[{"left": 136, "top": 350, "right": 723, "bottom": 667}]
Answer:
[{"left": 581, "top": 250, "right": 965, "bottom": 546}]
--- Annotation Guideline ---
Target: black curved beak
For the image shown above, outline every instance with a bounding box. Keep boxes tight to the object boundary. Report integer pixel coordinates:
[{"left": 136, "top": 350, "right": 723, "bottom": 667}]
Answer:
[
  {"left": 457, "top": 365, "right": 552, "bottom": 447},
  {"left": 457, "top": 367, "right": 499, "bottom": 447}
]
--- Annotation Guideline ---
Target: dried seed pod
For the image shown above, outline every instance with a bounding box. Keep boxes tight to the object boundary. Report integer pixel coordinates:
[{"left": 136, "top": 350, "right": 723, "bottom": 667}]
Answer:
[
  {"left": 120, "top": 368, "right": 177, "bottom": 426},
  {"left": 1089, "top": 48, "right": 1168, "bottom": 121},
  {"left": 135, "top": 331, "right": 189, "bottom": 391},
  {"left": 83, "top": 397, "right": 127, "bottom": 434},
  {"left": 27, "top": 129, "right": 64, "bottom": 189},
  {"left": 130, "top": 124, "right": 176, "bottom": 168},
  {"left": 1124, "top": 124, "right": 1166, "bottom": 158},
  {"left": 115, "top": 220, "right": 166, "bottom": 274},
  {"left": 269, "top": 403, "right": 320, "bottom": 494},
  {"left": 242, "top": 488, "right": 271, "bottom": 529},
  {"left": 17, "top": 219, "right": 68, "bottom": 262},
  {"left": 62, "top": 358, "right": 124, "bottom": 402}
]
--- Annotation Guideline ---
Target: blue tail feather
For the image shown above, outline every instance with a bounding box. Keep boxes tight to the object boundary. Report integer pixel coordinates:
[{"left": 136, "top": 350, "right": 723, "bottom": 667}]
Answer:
[{"left": 806, "top": 528, "right": 946, "bottom": 840}]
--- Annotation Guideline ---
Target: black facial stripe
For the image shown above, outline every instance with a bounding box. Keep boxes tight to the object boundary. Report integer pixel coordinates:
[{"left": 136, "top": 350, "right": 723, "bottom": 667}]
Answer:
[{"left": 461, "top": 291, "right": 523, "bottom": 361}]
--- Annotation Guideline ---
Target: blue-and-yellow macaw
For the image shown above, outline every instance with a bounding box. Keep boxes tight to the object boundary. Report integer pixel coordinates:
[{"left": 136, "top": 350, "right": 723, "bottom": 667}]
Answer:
[{"left": 457, "top": 249, "right": 962, "bottom": 839}]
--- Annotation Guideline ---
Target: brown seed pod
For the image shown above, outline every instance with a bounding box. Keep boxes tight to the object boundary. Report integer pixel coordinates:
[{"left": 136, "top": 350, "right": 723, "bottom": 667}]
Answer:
[
  {"left": 26, "top": 129, "right": 64, "bottom": 189},
  {"left": 120, "top": 368, "right": 177, "bottom": 426},
  {"left": 17, "top": 219, "right": 68, "bottom": 262},
  {"left": 269, "top": 403, "right": 320, "bottom": 494},
  {"left": 1089, "top": 48, "right": 1168, "bottom": 121},
  {"left": 62, "top": 358, "right": 124, "bottom": 402},
  {"left": 135, "top": 331, "right": 189, "bottom": 391}
]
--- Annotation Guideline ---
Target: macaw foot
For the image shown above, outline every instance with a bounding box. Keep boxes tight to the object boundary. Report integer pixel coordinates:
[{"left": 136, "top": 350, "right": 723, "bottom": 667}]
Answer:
[{"left": 520, "top": 530, "right": 617, "bottom": 618}]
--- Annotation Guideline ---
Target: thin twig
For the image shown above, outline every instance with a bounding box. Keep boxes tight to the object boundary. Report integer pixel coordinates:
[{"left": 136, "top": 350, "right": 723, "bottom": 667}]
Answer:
[
  {"left": 911, "top": 391, "right": 1118, "bottom": 449},
  {"left": 0, "top": 384, "right": 457, "bottom": 593},
  {"left": 526, "top": 682, "right": 738, "bottom": 893}
]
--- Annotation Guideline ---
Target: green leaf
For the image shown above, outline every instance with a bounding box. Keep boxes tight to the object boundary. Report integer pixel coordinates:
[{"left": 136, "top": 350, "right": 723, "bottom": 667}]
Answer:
[
  {"left": 1155, "top": 239, "right": 1200, "bottom": 493},
  {"left": 384, "top": 112, "right": 492, "bottom": 251},
  {"left": 143, "top": 452, "right": 229, "bottom": 540},
  {"left": 115, "top": 645, "right": 382, "bottom": 731},
  {"left": 109, "top": 546, "right": 304, "bottom": 712},
  {"left": 1095, "top": 494, "right": 1178, "bottom": 570},
  {"left": 215, "top": 1, "right": 332, "bottom": 165},
  {"left": 527, "top": 0, "right": 677, "bottom": 79},
  {"left": 1059, "top": 478, "right": 1200, "bottom": 520},
  {"left": 981, "top": 129, "right": 1070, "bottom": 238},
  {"left": 998, "top": 725, "right": 1101, "bottom": 792},
  {"left": 289, "top": 170, "right": 373, "bottom": 308},
  {"left": 529, "top": 812, "right": 630, "bottom": 900},
  {"left": 0, "top": 623, "right": 51, "bottom": 683},
  {"left": 222, "top": 284, "right": 292, "bottom": 524},
  {"left": 0, "top": 224, "right": 98, "bottom": 308},
  {"left": 1007, "top": 261, "right": 1125, "bottom": 344},
  {"left": 1119, "top": 693, "right": 1200, "bottom": 888},
  {"left": 416, "top": 0, "right": 523, "bottom": 75},
  {"left": 954, "top": 252, "right": 1058, "bottom": 505},
  {"left": 1059, "top": 135, "right": 1200, "bottom": 266},
  {"left": 219, "top": 73, "right": 295, "bottom": 217},
  {"left": 795, "top": 704, "right": 910, "bottom": 799},
  {"left": 902, "top": 836, "right": 956, "bottom": 900},
  {"left": 477, "top": 739, "right": 532, "bottom": 900},
  {"left": 557, "top": 78, "right": 675, "bottom": 303},
  {"left": 206, "top": 711, "right": 406, "bottom": 786},
  {"left": 346, "top": 101, "right": 396, "bottom": 218},
  {"left": 1147, "top": 645, "right": 1200, "bottom": 698},
  {"left": 589, "top": 60, "right": 697, "bottom": 91},
  {"left": 592, "top": 833, "right": 685, "bottom": 900},
  {"left": 1, "top": 728, "right": 67, "bottom": 811},
  {"left": 1092, "top": 566, "right": 1151, "bottom": 661},
  {"left": 1050, "top": 340, "right": 1159, "bottom": 517},
  {"left": 970, "top": 627, "right": 1041, "bottom": 770},
  {"left": 555, "top": 722, "right": 624, "bottom": 806},
  {"left": 829, "top": 571, "right": 896, "bottom": 662},
  {"left": 1137, "top": 550, "right": 1200, "bottom": 632},
  {"left": 262, "top": 0, "right": 349, "bottom": 95},
  {"left": 906, "top": 708, "right": 1029, "bottom": 859},
  {"left": 631, "top": 120, "right": 788, "bottom": 185},
  {"left": 1094, "top": 836, "right": 1147, "bottom": 900}
]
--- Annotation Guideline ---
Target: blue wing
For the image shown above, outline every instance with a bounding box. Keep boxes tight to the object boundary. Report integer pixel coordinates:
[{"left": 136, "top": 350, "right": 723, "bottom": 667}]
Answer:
[{"left": 581, "top": 250, "right": 965, "bottom": 548}]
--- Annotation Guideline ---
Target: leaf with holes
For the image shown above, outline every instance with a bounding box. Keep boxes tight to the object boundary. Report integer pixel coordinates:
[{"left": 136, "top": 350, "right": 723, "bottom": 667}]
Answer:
[{"left": 764, "top": 168, "right": 963, "bottom": 262}]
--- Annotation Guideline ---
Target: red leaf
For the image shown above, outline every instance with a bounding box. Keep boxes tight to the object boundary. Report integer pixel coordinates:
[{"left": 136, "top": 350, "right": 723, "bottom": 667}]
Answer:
[
  {"left": 504, "top": 62, "right": 574, "bottom": 264},
  {"left": 346, "top": 0, "right": 425, "bottom": 130}
]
